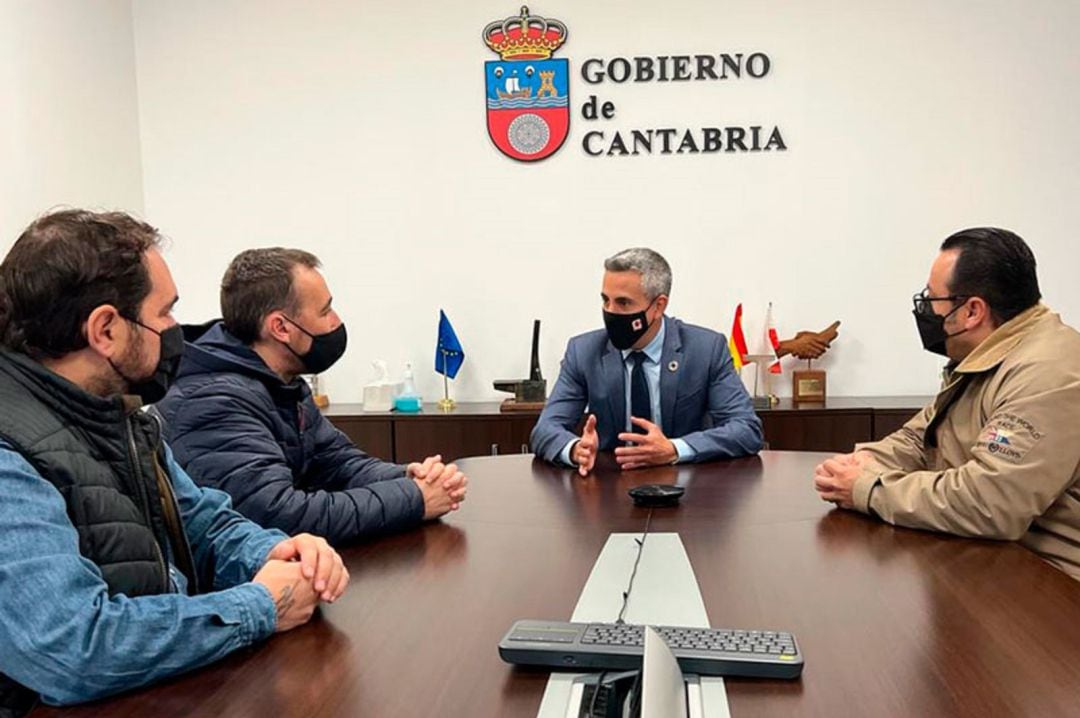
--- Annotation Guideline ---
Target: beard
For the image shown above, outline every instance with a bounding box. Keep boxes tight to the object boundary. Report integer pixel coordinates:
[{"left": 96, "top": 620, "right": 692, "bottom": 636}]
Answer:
[{"left": 93, "top": 327, "right": 151, "bottom": 397}]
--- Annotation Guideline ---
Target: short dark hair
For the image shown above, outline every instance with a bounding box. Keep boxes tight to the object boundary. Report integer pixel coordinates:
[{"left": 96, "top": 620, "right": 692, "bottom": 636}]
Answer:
[
  {"left": 221, "top": 248, "right": 321, "bottom": 343},
  {"left": 0, "top": 209, "right": 161, "bottom": 360},
  {"left": 940, "top": 227, "right": 1041, "bottom": 325}
]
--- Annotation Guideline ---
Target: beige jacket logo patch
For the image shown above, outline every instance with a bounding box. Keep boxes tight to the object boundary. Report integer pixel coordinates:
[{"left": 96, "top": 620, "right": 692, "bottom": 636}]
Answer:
[{"left": 977, "top": 414, "right": 1044, "bottom": 463}]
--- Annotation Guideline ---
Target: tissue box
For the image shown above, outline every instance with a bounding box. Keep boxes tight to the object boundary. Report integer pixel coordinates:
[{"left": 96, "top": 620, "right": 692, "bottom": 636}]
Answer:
[{"left": 363, "top": 384, "right": 395, "bottom": 412}]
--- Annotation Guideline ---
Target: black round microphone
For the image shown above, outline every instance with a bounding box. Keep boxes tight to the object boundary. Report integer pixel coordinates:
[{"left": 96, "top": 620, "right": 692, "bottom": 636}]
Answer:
[{"left": 627, "top": 484, "right": 685, "bottom": 508}]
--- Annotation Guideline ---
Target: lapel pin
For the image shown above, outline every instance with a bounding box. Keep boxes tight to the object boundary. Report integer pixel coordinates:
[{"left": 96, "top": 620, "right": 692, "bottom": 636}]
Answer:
[{"left": 668, "top": 361, "right": 679, "bottom": 372}]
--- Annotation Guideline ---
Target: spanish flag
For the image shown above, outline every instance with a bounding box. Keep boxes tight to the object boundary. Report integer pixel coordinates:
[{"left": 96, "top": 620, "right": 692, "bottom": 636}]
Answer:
[{"left": 729, "top": 304, "right": 749, "bottom": 372}]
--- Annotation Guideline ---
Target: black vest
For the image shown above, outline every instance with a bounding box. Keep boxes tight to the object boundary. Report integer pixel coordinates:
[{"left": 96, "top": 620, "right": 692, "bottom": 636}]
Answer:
[{"left": 0, "top": 351, "right": 197, "bottom": 716}]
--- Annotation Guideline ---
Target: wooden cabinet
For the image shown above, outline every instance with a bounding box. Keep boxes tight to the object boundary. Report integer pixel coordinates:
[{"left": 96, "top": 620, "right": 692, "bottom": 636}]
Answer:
[
  {"left": 872, "top": 408, "right": 923, "bottom": 441},
  {"left": 759, "top": 397, "right": 928, "bottom": 450},
  {"left": 322, "top": 403, "right": 536, "bottom": 463},
  {"left": 394, "top": 414, "right": 535, "bottom": 462},
  {"left": 323, "top": 415, "right": 393, "bottom": 460},
  {"left": 322, "top": 397, "right": 932, "bottom": 461},
  {"left": 760, "top": 409, "right": 872, "bottom": 452}
]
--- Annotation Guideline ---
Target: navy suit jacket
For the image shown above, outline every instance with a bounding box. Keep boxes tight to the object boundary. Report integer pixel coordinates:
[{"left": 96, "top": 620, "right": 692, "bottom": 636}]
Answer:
[{"left": 530, "top": 317, "right": 764, "bottom": 464}]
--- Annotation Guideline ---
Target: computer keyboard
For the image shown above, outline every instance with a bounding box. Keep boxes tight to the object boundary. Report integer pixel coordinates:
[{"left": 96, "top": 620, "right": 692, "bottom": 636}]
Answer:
[{"left": 498, "top": 619, "right": 803, "bottom": 679}]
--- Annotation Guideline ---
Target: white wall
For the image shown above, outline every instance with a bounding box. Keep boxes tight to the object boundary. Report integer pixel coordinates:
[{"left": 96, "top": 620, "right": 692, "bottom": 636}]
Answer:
[
  {"left": 0, "top": 0, "right": 144, "bottom": 244},
  {"left": 127, "top": 0, "right": 1080, "bottom": 403}
]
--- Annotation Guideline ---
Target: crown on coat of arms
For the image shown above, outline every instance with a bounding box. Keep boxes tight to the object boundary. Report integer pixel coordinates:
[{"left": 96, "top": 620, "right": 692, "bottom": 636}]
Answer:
[{"left": 483, "top": 6, "right": 567, "bottom": 60}]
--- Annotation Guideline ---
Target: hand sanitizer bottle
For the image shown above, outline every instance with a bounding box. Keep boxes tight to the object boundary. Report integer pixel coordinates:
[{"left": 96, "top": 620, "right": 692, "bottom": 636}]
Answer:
[{"left": 394, "top": 362, "right": 422, "bottom": 412}]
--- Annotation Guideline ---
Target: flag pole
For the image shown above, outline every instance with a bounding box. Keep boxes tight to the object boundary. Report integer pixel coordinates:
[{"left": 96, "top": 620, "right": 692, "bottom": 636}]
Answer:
[{"left": 437, "top": 348, "right": 456, "bottom": 412}]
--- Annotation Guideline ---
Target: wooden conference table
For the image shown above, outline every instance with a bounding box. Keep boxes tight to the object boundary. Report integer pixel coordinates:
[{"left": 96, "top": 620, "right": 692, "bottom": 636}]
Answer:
[{"left": 35, "top": 452, "right": 1080, "bottom": 717}]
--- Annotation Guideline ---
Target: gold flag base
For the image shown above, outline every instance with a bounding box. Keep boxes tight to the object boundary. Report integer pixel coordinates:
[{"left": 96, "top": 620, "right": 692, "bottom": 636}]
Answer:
[{"left": 437, "top": 397, "right": 456, "bottom": 412}]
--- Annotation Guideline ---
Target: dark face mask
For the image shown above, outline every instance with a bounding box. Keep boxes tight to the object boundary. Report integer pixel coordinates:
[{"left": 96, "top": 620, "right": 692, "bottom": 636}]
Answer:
[
  {"left": 603, "top": 298, "right": 658, "bottom": 351},
  {"left": 913, "top": 300, "right": 968, "bottom": 357},
  {"left": 110, "top": 320, "right": 185, "bottom": 404},
  {"left": 282, "top": 316, "right": 348, "bottom": 374}
]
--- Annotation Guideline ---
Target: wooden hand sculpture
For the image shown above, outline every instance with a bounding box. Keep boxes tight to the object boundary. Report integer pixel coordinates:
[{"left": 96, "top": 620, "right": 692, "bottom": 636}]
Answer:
[{"left": 776, "top": 321, "right": 841, "bottom": 361}]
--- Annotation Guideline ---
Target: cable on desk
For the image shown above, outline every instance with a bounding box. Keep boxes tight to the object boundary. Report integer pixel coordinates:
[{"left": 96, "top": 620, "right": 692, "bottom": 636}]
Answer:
[{"left": 615, "top": 508, "right": 653, "bottom": 625}]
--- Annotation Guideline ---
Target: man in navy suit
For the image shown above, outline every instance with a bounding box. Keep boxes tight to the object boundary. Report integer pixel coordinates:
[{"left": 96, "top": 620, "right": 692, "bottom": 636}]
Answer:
[{"left": 531, "top": 248, "right": 764, "bottom": 475}]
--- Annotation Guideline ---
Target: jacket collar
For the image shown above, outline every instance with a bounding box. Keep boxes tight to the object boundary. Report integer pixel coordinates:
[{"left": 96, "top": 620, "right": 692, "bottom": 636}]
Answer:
[
  {"left": 659, "top": 318, "right": 683, "bottom": 429},
  {"left": 179, "top": 321, "right": 277, "bottom": 378},
  {"left": 179, "top": 321, "right": 304, "bottom": 394},
  {"left": 0, "top": 350, "right": 129, "bottom": 427},
  {"left": 953, "top": 303, "right": 1049, "bottom": 375}
]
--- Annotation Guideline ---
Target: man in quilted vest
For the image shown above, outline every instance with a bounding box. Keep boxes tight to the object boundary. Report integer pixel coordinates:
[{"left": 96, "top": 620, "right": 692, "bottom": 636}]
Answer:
[{"left": 0, "top": 209, "right": 348, "bottom": 716}]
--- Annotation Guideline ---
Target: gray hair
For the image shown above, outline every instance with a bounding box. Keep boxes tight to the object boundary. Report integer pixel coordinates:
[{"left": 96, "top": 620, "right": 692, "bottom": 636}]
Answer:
[{"left": 603, "top": 247, "right": 672, "bottom": 299}]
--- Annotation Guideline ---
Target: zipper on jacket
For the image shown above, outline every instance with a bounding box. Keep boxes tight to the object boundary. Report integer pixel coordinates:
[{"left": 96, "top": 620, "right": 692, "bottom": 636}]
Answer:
[
  {"left": 153, "top": 458, "right": 198, "bottom": 594},
  {"left": 148, "top": 412, "right": 200, "bottom": 594},
  {"left": 124, "top": 416, "right": 170, "bottom": 593}
]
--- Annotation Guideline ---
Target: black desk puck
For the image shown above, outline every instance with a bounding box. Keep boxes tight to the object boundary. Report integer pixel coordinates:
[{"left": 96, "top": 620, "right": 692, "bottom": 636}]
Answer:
[{"left": 628, "top": 483, "right": 685, "bottom": 508}]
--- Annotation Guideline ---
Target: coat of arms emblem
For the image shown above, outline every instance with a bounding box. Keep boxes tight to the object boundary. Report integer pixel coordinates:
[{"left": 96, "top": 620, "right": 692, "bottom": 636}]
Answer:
[{"left": 483, "top": 6, "right": 569, "bottom": 162}]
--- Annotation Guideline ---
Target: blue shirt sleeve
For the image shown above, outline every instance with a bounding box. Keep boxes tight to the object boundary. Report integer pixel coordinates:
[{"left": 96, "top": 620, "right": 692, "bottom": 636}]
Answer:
[
  {"left": 0, "top": 444, "right": 278, "bottom": 706},
  {"left": 164, "top": 443, "right": 289, "bottom": 590},
  {"left": 671, "top": 438, "right": 697, "bottom": 463},
  {"left": 559, "top": 437, "right": 578, "bottom": 466}
]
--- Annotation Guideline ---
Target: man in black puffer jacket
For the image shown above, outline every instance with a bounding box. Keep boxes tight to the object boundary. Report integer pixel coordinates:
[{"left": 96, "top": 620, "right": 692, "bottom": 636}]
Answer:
[{"left": 155, "top": 248, "right": 467, "bottom": 544}]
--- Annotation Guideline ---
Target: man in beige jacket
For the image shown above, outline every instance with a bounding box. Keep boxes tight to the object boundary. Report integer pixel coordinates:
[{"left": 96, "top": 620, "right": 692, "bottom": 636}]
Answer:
[{"left": 814, "top": 227, "right": 1080, "bottom": 581}]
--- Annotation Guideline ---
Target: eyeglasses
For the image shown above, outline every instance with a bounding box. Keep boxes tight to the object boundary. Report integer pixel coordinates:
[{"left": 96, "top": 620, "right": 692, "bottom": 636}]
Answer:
[{"left": 912, "top": 289, "right": 969, "bottom": 316}]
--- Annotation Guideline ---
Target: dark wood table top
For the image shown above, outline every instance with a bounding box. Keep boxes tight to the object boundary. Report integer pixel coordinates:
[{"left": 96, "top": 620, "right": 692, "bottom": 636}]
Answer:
[{"left": 34, "top": 452, "right": 1080, "bottom": 717}]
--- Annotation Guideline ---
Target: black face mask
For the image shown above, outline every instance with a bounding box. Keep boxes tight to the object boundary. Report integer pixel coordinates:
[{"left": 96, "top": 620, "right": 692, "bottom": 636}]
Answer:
[
  {"left": 603, "top": 299, "right": 657, "bottom": 351},
  {"left": 282, "top": 316, "right": 348, "bottom": 374},
  {"left": 913, "top": 301, "right": 968, "bottom": 357},
  {"left": 110, "top": 320, "right": 185, "bottom": 404}
]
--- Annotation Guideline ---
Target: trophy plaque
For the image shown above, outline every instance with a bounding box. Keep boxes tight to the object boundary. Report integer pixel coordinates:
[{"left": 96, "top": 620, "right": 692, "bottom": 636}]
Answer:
[{"left": 792, "top": 360, "right": 826, "bottom": 404}]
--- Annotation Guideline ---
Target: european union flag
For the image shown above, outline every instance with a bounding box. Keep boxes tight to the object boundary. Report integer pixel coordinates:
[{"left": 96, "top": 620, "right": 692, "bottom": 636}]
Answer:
[{"left": 435, "top": 309, "right": 464, "bottom": 379}]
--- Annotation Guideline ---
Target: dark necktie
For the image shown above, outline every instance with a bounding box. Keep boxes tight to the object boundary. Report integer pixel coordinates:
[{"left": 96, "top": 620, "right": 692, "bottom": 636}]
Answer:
[{"left": 630, "top": 351, "right": 652, "bottom": 433}]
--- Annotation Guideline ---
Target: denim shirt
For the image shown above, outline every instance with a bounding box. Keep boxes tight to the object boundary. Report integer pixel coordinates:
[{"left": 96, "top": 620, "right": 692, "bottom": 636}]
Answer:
[{"left": 0, "top": 440, "right": 287, "bottom": 706}]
